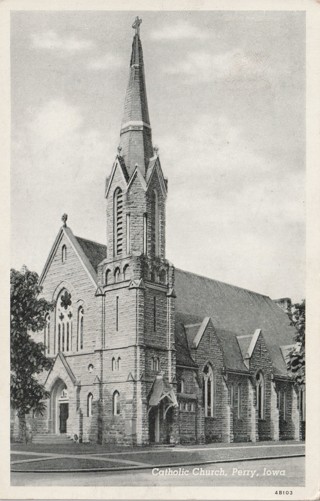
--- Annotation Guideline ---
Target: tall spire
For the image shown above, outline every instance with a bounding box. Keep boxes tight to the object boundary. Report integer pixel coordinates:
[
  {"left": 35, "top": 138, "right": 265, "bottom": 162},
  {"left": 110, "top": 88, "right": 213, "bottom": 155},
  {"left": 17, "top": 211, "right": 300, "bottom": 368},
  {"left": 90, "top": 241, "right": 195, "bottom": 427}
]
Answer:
[{"left": 119, "top": 17, "right": 153, "bottom": 177}]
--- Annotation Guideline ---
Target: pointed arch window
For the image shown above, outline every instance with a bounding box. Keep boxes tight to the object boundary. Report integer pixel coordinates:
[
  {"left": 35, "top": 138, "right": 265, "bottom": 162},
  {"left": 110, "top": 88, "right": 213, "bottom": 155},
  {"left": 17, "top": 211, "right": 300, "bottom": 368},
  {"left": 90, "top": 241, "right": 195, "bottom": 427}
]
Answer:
[
  {"left": 280, "top": 389, "right": 287, "bottom": 421},
  {"left": 159, "top": 269, "right": 166, "bottom": 284},
  {"left": 105, "top": 269, "right": 111, "bottom": 285},
  {"left": 123, "top": 264, "right": 129, "bottom": 281},
  {"left": 87, "top": 393, "right": 93, "bottom": 417},
  {"left": 237, "top": 384, "right": 242, "bottom": 419},
  {"left": 44, "top": 314, "right": 51, "bottom": 355},
  {"left": 56, "top": 289, "right": 72, "bottom": 354},
  {"left": 256, "top": 372, "right": 264, "bottom": 419},
  {"left": 117, "top": 357, "right": 121, "bottom": 370},
  {"left": 77, "top": 306, "right": 84, "bottom": 351},
  {"left": 203, "top": 364, "right": 214, "bottom": 417},
  {"left": 62, "top": 245, "right": 67, "bottom": 263},
  {"left": 114, "top": 188, "right": 123, "bottom": 256},
  {"left": 151, "top": 190, "right": 159, "bottom": 256},
  {"left": 229, "top": 383, "right": 234, "bottom": 408},
  {"left": 114, "top": 268, "right": 120, "bottom": 283},
  {"left": 151, "top": 357, "right": 160, "bottom": 371},
  {"left": 178, "top": 378, "right": 184, "bottom": 393},
  {"left": 112, "top": 357, "right": 116, "bottom": 371},
  {"left": 113, "top": 391, "right": 120, "bottom": 416}
]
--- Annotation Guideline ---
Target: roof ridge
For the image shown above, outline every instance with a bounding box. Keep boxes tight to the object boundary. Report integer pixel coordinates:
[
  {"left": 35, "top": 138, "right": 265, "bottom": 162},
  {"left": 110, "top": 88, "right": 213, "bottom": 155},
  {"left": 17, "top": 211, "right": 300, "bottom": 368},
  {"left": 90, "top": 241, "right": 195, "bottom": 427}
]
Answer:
[{"left": 175, "top": 267, "right": 270, "bottom": 299}]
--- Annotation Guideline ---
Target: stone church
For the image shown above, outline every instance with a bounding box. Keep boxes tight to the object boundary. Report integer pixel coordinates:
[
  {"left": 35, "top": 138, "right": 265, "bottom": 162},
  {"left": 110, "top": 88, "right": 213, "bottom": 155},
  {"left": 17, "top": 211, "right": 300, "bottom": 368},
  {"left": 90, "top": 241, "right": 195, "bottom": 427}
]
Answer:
[{"left": 14, "top": 19, "right": 305, "bottom": 445}]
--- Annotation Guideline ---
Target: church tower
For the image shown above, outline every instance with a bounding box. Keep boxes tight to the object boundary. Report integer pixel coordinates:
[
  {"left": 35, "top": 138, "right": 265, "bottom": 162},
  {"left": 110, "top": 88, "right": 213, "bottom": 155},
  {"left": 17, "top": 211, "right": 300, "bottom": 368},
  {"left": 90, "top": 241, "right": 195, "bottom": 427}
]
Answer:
[{"left": 98, "top": 17, "right": 178, "bottom": 445}]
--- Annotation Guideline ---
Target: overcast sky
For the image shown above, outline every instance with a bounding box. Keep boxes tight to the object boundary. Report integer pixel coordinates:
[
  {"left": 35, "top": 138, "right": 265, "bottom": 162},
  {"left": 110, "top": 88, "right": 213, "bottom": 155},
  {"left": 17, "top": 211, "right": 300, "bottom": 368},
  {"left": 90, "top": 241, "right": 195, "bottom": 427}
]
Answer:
[{"left": 11, "top": 10, "right": 305, "bottom": 301}]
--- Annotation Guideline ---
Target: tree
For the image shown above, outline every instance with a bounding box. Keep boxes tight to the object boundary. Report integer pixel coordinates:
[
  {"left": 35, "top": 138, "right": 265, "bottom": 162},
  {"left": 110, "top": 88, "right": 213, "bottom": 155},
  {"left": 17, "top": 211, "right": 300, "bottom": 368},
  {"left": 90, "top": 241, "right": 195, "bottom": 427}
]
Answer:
[
  {"left": 10, "top": 267, "right": 54, "bottom": 442},
  {"left": 287, "top": 299, "right": 305, "bottom": 386}
]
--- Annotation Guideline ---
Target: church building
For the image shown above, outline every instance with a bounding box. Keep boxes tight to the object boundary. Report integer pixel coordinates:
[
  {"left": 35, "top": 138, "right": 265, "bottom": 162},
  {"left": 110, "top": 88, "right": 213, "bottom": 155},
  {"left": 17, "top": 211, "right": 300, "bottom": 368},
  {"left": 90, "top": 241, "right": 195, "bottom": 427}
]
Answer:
[{"left": 14, "top": 18, "right": 305, "bottom": 445}]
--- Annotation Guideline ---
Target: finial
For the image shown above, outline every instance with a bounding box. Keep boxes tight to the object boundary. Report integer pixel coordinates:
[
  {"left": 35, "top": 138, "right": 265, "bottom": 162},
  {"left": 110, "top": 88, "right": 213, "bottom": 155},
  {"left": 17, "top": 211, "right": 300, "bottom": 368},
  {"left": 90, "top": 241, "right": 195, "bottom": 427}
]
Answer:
[
  {"left": 132, "top": 16, "right": 142, "bottom": 36},
  {"left": 62, "top": 213, "right": 68, "bottom": 227},
  {"left": 154, "top": 145, "right": 159, "bottom": 156},
  {"left": 117, "top": 145, "right": 122, "bottom": 155}
]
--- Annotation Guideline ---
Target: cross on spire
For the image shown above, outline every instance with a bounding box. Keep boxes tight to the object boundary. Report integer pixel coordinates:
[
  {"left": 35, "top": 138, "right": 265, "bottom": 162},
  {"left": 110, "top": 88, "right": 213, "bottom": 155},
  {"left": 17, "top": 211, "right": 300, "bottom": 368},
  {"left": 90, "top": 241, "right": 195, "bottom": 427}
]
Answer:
[{"left": 132, "top": 16, "right": 142, "bottom": 36}]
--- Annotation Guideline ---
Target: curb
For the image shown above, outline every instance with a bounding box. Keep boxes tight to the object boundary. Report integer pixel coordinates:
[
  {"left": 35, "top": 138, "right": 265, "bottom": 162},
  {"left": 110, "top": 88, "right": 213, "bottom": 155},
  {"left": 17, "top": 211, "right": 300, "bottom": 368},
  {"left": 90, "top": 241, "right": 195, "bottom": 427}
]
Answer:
[{"left": 11, "top": 453, "right": 305, "bottom": 474}]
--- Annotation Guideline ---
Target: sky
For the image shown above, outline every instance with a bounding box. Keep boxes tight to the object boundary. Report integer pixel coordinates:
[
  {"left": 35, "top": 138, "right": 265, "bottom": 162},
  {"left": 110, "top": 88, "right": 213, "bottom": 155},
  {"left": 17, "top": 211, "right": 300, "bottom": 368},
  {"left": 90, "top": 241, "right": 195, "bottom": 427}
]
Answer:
[{"left": 10, "top": 10, "right": 305, "bottom": 301}]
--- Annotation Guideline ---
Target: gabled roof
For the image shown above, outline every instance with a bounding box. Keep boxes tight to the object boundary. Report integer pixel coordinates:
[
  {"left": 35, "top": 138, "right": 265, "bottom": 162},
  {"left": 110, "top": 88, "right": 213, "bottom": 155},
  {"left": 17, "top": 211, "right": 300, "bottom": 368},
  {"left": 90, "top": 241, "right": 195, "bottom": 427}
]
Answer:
[
  {"left": 44, "top": 351, "right": 78, "bottom": 387},
  {"left": 148, "top": 374, "right": 178, "bottom": 407},
  {"left": 174, "top": 268, "right": 296, "bottom": 376},
  {"left": 237, "top": 334, "right": 253, "bottom": 362},
  {"left": 145, "top": 157, "right": 168, "bottom": 198},
  {"left": 75, "top": 236, "right": 106, "bottom": 273},
  {"left": 39, "top": 224, "right": 107, "bottom": 290},
  {"left": 280, "top": 344, "right": 295, "bottom": 365},
  {"left": 217, "top": 328, "right": 250, "bottom": 372},
  {"left": 105, "top": 156, "right": 129, "bottom": 198},
  {"left": 175, "top": 311, "right": 248, "bottom": 372},
  {"left": 39, "top": 226, "right": 104, "bottom": 288}
]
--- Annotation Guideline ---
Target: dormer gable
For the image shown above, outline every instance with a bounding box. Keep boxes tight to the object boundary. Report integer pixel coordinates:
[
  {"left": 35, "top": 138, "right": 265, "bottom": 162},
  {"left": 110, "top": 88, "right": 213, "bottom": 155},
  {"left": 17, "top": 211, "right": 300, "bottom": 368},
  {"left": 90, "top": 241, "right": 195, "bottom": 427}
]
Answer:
[
  {"left": 145, "top": 156, "right": 168, "bottom": 199},
  {"left": 105, "top": 156, "right": 129, "bottom": 199}
]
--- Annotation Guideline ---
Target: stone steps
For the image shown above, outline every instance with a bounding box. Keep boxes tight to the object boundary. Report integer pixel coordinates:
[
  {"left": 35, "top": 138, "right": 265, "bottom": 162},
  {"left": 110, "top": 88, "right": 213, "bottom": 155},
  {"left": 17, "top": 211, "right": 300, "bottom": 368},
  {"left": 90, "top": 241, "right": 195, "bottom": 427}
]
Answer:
[{"left": 33, "top": 433, "right": 72, "bottom": 444}]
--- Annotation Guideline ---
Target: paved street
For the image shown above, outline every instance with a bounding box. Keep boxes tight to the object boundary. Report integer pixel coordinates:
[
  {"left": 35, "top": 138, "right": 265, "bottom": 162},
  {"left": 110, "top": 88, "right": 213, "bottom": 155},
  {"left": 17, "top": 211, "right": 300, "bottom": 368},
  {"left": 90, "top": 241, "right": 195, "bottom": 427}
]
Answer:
[
  {"left": 10, "top": 441, "right": 304, "bottom": 487},
  {"left": 11, "top": 457, "right": 304, "bottom": 486}
]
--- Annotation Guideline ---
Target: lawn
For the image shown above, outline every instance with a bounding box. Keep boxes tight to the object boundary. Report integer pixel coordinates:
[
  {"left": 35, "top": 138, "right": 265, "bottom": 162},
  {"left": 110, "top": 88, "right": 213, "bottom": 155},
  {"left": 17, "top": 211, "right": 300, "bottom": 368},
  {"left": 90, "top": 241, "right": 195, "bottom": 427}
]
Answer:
[
  {"left": 11, "top": 457, "right": 132, "bottom": 472},
  {"left": 11, "top": 453, "right": 46, "bottom": 462},
  {"left": 11, "top": 441, "right": 139, "bottom": 455}
]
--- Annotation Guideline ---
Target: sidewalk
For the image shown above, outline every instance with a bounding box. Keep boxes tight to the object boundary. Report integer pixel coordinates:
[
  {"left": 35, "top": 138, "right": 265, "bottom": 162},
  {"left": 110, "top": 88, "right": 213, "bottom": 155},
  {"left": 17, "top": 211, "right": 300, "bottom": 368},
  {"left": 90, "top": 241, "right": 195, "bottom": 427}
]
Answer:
[{"left": 11, "top": 440, "right": 305, "bottom": 473}]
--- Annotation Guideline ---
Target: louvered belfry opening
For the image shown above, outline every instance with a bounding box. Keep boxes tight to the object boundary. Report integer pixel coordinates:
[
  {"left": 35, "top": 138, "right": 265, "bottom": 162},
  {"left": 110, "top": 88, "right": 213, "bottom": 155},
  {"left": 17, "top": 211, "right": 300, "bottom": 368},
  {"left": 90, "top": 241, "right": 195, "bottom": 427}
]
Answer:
[{"left": 114, "top": 188, "right": 123, "bottom": 255}]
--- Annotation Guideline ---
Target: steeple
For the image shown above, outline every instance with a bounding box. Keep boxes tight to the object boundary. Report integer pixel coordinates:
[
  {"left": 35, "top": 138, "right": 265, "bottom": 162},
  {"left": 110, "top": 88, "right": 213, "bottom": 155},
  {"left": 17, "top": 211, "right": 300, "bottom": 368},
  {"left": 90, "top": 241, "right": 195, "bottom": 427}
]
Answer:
[{"left": 119, "top": 17, "right": 153, "bottom": 177}]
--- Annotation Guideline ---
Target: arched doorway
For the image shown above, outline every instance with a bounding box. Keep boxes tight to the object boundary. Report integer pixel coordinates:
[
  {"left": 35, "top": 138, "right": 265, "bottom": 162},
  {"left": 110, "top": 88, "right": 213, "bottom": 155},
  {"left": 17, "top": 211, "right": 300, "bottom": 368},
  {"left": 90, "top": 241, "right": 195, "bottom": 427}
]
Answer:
[
  {"left": 148, "top": 406, "right": 159, "bottom": 443},
  {"left": 50, "top": 379, "right": 69, "bottom": 434},
  {"left": 148, "top": 401, "right": 175, "bottom": 444}
]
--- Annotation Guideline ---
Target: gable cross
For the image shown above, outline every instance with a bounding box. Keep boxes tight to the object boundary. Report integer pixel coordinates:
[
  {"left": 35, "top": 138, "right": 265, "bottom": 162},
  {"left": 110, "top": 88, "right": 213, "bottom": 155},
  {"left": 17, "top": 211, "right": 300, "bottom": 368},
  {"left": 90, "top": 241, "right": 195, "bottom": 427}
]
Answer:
[
  {"left": 132, "top": 16, "right": 142, "bottom": 36},
  {"left": 62, "top": 213, "right": 68, "bottom": 227}
]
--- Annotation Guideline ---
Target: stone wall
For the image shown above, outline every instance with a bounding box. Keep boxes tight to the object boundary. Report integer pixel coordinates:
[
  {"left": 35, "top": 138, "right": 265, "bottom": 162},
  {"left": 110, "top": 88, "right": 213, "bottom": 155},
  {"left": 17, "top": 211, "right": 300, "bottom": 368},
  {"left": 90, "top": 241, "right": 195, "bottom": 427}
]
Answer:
[{"left": 191, "top": 322, "right": 230, "bottom": 443}]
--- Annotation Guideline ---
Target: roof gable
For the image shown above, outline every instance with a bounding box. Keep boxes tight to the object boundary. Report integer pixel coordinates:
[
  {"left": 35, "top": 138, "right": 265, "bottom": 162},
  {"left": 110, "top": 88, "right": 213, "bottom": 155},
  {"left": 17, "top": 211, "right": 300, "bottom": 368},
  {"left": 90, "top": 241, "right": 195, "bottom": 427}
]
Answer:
[
  {"left": 174, "top": 268, "right": 295, "bottom": 376},
  {"left": 127, "top": 165, "right": 148, "bottom": 192},
  {"left": 105, "top": 156, "right": 129, "bottom": 198},
  {"left": 237, "top": 329, "right": 261, "bottom": 369},
  {"left": 39, "top": 226, "right": 105, "bottom": 288},
  {"left": 146, "top": 157, "right": 167, "bottom": 198},
  {"left": 45, "top": 352, "right": 78, "bottom": 388},
  {"left": 190, "top": 317, "right": 211, "bottom": 349},
  {"left": 175, "top": 311, "right": 249, "bottom": 372}
]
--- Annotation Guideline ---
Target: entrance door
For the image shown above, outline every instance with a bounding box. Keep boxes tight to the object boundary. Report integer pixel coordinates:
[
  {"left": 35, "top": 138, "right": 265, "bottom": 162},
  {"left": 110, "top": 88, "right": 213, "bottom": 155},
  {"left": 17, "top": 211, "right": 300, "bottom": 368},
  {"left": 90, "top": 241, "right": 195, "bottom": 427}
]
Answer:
[
  {"left": 148, "top": 407, "right": 160, "bottom": 443},
  {"left": 59, "top": 403, "right": 69, "bottom": 433}
]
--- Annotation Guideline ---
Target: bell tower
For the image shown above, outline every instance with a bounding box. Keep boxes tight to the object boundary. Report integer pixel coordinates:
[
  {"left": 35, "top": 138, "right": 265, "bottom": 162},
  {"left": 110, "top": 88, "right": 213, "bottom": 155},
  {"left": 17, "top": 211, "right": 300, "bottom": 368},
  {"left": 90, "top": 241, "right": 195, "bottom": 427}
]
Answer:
[{"left": 98, "top": 17, "right": 178, "bottom": 446}]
